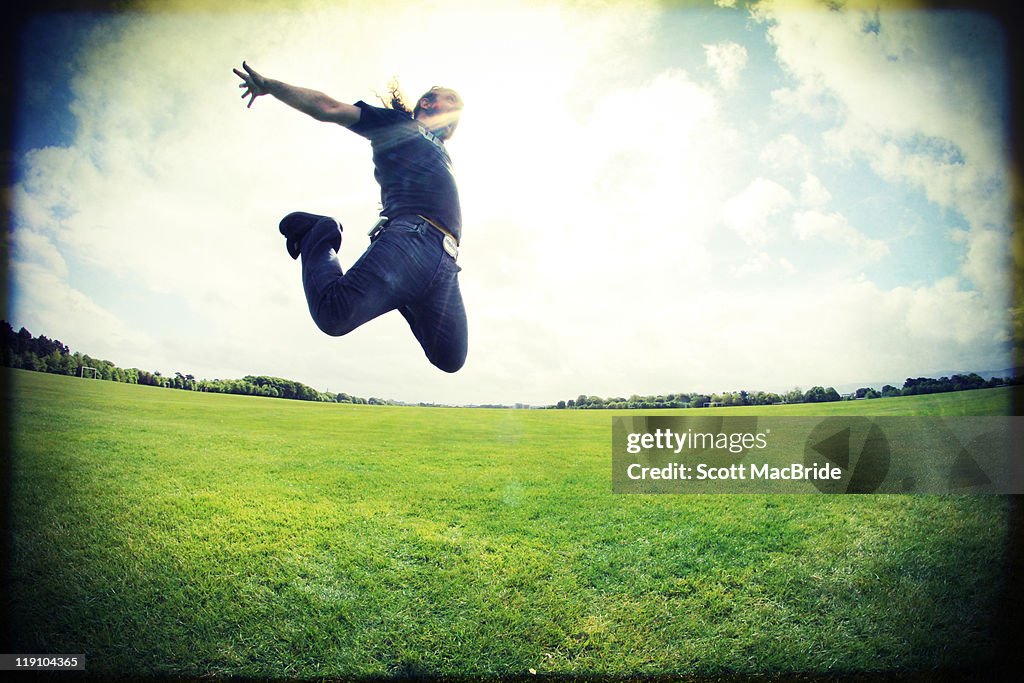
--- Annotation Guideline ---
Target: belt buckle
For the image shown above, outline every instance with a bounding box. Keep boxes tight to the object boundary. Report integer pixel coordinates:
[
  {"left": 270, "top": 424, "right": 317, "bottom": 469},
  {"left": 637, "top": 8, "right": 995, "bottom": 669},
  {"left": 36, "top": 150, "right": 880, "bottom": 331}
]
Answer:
[{"left": 443, "top": 234, "right": 459, "bottom": 260}]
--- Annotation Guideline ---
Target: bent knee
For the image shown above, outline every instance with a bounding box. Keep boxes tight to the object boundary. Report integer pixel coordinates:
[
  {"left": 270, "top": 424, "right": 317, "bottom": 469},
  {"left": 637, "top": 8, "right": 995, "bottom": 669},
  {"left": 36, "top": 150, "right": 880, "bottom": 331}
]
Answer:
[
  {"left": 431, "top": 352, "right": 466, "bottom": 374},
  {"left": 313, "top": 315, "right": 357, "bottom": 338}
]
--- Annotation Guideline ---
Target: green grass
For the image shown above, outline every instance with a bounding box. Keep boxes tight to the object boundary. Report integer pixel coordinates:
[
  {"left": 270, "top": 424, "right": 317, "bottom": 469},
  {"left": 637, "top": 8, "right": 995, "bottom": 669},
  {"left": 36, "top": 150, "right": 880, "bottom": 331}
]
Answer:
[{"left": 4, "top": 369, "right": 1015, "bottom": 678}]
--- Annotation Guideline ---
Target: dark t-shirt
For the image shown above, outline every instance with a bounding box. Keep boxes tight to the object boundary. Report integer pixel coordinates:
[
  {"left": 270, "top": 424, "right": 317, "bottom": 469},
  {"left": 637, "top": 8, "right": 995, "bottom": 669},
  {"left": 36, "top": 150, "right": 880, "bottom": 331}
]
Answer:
[{"left": 349, "top": 101, "right": 462, "bottom": 242}]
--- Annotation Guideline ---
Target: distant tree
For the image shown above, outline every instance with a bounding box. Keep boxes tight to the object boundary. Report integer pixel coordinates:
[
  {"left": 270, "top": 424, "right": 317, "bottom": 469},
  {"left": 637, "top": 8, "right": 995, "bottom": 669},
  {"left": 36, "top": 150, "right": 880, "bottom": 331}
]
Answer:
[
  {"left": 804, "top": 386, "right": 840, "bottom": 403},
  {"left": 44, "top": 351, "right": 64, "bottom": 374},
  {"left": 16, "top": 327, "right": 32, "bottom": 355},
  {"left": 784, "top": 387, "right": 804, "bottom": 404},
  {"left": 23, "top": 352, "right": 44, "bottom": 372},
  {"left": 952, "top": 373, "right": 985, "bottom": 391},
  {"left": 902, "top": 377, "right": 937, "bottom": 395}
]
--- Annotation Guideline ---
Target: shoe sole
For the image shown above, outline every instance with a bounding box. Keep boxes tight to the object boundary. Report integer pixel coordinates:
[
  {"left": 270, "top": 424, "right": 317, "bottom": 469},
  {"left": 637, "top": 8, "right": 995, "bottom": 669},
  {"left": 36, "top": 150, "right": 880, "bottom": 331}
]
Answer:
[{"left": 280, "top": 212, "right": 342, "bottom": 259}]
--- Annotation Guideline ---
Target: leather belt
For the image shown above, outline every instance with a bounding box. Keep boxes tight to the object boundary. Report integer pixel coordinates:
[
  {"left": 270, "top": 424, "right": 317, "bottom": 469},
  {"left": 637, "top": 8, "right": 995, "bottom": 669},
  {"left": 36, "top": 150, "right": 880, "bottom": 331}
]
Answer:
[
  {"left": 417, "top": 214, "right": 459, "bottom": 246},
  {"left": 366, "top": 215, "right": 458, "bottom": 260},
  {"left": 418, "top": 215, "right": 459, "bottom": 260}
]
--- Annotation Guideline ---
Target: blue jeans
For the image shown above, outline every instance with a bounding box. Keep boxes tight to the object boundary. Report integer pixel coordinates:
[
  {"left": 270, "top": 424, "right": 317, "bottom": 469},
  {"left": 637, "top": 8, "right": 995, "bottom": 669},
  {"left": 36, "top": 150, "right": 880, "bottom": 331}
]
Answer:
[{"left": 299, "top": 214, "right": 468, "bottom": 373}]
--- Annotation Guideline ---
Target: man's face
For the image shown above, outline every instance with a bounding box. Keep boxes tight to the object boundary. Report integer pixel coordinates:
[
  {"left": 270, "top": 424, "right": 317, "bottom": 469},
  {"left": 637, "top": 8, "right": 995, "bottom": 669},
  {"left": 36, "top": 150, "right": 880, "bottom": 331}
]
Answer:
[{"left": 416, "top": 88, "right": 463, "bottom": 140}]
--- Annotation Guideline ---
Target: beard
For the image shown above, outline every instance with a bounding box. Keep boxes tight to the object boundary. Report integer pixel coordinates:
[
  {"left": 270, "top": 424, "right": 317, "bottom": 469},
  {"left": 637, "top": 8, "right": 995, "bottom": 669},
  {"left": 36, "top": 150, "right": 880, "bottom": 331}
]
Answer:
[
  {"left": 434, "top": 121, "right": 458, "bottom": 141},
  {"left": 420, "top": 109, "right": 460, "bottom": 141}
]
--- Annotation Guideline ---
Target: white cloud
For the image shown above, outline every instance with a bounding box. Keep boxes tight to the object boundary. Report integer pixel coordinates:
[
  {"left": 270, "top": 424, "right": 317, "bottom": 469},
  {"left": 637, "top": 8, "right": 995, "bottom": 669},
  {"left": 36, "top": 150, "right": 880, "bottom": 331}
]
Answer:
[
  {"left": 793, "top": 210, "right": 889, "bottom": 262},
  {"left": 731, "top": 251, "right": 797, "bottom": 278},
  {"left": 11, "top": 260, "right": 157, "bottom": 364},
  {"left": 755, "top": 2, "right": 1009, "bottom": 233},
  {"left": 891, "top": 277, "right": 1000, "bottom": 349},
  {"left": 825, "top": 125, "right": 1010, "bottom": 237},
  {"left": 957, "top": 228, "right": 1012, "bottom": 304},
  {"left": 598, "top": 275, "right": 1009, "bottom": 395},
  {"left": 798, "top": 173, "right": 831, "bottom": 207},
  {"left": 722, "top": 178, "right": 793, "bottom": 245},
  {"left": 769, "top": 81, "right": 835, "bottom": 121},
  {"left": 704, "top": 41, "right": 748, "bottom": 88},
  {"left": 11, "top": 225, "right": 68, "bottom": 279},
  {"left": 759, "top": 133, "right": 813, "bottom": 170},
  {"left": 750, "top": 0, "right": 1011, "bottom": 364}
]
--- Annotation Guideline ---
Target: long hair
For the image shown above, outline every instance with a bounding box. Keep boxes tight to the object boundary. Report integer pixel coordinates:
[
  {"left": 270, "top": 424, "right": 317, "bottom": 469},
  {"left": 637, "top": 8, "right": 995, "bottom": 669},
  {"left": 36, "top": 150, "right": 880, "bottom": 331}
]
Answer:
[
  {"left": 379, "top": 77, "right": 413, "bottom": 115},
  {"left": 379, "top": 79, "right": 449, "bottom": 118}
]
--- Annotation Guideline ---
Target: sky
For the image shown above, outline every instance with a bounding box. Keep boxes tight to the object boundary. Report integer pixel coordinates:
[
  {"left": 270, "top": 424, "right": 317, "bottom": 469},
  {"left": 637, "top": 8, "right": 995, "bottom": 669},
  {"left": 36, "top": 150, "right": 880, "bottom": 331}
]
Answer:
[{"left": 5, "top": 0, "right": 1018, "bottom": 406}]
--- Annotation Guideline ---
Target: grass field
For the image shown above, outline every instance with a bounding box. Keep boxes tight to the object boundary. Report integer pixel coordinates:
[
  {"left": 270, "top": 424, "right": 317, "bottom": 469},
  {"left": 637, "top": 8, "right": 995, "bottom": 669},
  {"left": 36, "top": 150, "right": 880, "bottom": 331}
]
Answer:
[{"left": 3, "top": 368, "right": 1018, "bottom": 678}]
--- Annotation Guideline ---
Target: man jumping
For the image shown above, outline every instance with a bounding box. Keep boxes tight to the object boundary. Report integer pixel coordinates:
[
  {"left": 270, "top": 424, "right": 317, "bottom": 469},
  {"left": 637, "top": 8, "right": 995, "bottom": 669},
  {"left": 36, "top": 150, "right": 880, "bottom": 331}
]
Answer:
[{"left": 233, "top": 61, "right": 467, "bottom": 373}]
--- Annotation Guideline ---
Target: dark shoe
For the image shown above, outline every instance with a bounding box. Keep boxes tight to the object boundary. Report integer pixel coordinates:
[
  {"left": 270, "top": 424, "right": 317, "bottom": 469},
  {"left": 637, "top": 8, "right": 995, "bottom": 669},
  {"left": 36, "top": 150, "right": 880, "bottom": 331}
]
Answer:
[{"left": 279, "top": 212, "right": 342, "bottom": 259}]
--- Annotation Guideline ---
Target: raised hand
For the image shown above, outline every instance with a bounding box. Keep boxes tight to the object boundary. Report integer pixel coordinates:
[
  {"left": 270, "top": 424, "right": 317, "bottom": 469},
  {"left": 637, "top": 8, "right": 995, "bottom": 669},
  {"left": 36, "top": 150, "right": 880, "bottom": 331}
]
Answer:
[
  {"left": 230, "top": 62, "right": 360, "bottom": 126},
  {"left": 233, "top": 61, "right": 269, "bottom": 108}
]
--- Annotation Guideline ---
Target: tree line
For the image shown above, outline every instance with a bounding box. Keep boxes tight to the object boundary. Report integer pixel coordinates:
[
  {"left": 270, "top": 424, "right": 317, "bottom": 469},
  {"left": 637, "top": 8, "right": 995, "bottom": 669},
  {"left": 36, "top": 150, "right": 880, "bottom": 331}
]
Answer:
[
  {"left": 4, "top": 320, "right": 1018, "bottom": 409},
  {"left": 0, "top": 321, "right": 387, "bottom": 405},
  {"left": 555, "top": 373, "right": 1019, "bottom": 410}
]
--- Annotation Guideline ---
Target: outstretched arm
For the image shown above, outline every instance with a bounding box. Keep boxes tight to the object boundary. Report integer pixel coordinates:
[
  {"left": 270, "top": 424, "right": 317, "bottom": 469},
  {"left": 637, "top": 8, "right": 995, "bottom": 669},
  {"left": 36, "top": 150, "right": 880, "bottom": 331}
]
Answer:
[{"left": 233, "top": 61, "right": 361, "bottom": 127}]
